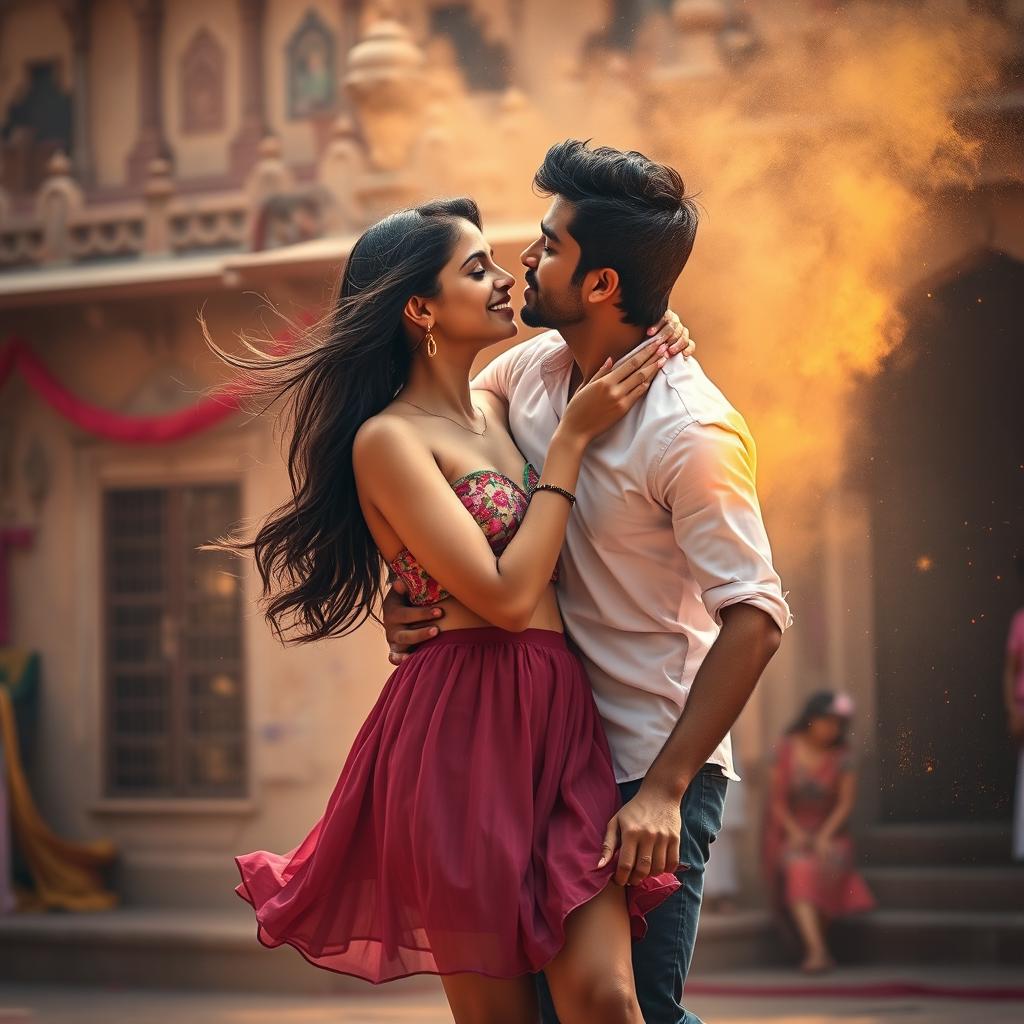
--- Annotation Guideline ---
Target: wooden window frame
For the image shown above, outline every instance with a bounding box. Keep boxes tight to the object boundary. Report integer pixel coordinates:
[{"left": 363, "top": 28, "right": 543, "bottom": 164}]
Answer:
[{"left": 101, "top": 481, "right": 248, "bottom": 800}]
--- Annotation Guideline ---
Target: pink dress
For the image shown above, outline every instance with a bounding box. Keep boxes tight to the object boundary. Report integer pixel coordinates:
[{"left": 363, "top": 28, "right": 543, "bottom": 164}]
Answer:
[
  {"left": 234, "top": 464, "right": 680, "bottom": 983},
  {"left": 1008, "top": 609, "right": 1024, "bottom": 707},
  {"left": 763, "top": 738, "right": 875, "bottom": 919}
]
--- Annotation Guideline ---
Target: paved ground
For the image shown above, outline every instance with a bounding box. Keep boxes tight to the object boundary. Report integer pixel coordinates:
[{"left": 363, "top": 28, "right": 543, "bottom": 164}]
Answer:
[{"left": 1, "top": 968, "right": 1022, "bottom": 1024}]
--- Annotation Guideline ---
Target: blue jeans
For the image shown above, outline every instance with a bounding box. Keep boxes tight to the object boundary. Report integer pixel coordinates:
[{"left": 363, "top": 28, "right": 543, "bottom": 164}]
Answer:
[{"left": 537, "top": 765, "right": 728, "bottom": 1024}]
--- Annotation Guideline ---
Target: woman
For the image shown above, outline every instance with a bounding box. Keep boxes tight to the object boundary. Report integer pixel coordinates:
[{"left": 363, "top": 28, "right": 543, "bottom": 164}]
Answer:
[
  {"left": 212, "top": 198, "right": 690, "bottom": 1024},
  {"left": 763, "top": 691, "right": 875, "bottom": 973},
  {"left": 1006, "top": 553, "right": 1024, "bottom": 861}
]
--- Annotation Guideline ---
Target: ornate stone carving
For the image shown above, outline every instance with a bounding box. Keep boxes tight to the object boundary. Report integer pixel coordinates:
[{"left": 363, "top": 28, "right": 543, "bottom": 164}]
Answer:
[
  {"left": 143, "top": 158, "right": 175, "bottom": 256},
  {"left": 287, "top": 9, "right": 336, "bottom": 119},
  {"left": 245, "top": 134, "right": 295, "bottom": 209},
  {"left": 36, "top": 151, "right": 82, "bottom": 265},
  {"left": 169, "top": 201, "right": 247, "bottom": 253},
  {"left": 251, "top": 188, "right": 329, "bottom": 250},
  {"left": 181, "top": 28, "right": 226, "bottom": 135}
]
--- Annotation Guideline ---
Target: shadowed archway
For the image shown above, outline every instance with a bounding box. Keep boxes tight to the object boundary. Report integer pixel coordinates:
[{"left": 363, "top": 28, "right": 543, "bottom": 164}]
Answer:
[{"left": 864, "top": 250, "right": 1024, "bottom": 823}]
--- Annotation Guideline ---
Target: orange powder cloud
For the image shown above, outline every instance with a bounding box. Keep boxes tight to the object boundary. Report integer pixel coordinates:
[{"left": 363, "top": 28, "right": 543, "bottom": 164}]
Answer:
[{"left": 430, "top": 2, "right": 1013, "bottom": 516}]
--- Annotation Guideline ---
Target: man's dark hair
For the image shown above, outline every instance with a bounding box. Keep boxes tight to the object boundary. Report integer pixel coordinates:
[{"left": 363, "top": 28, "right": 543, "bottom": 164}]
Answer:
[{"left": 533, "top": 139, "right": 699, "bottom": 326}]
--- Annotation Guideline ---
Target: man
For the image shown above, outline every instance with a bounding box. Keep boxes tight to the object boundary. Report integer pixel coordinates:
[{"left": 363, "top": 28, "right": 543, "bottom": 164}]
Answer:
[{"left": 385, "top": 140, "right": 791, "bottom": 1024}]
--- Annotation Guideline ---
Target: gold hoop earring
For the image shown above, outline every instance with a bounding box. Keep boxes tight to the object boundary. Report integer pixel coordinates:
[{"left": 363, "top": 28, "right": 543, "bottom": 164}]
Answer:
[{"left": 425, "top": 328, "right": 437, "bottom": 358}]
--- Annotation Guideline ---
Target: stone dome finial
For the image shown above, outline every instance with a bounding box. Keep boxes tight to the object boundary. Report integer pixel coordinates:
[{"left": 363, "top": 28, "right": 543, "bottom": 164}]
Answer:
[
  {"left": 257, "top": 135, "right": 283, "bottom": 160},
  {"left": 37, "top": 150, "right": 82, "bottom": 264},
  {"left": 46, "top": 150, "right": 72, "bottom": 178},
  {"left": 346, "top": 18, "right": 424, "bottom": 86},
  {"left": 344, "top": 17, "right": 426, "bottom": 172},
  {"left": 143, "top": 158, "right": 174, "bottom": 198}
]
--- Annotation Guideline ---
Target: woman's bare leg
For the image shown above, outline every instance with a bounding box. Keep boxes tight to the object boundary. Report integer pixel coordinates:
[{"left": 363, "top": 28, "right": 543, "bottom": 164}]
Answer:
[
  {"left": 543, "top": 882, "right": 644, "bottom": 1024},
  {"left": 440, "top": 973, "right": 540, "bottom": 1024},
  {"left": 790, "top": 900, "right": 834, "bottom": 971}
]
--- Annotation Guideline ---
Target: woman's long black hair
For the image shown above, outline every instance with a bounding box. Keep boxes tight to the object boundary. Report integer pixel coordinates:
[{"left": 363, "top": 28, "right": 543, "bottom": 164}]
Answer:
[
  {"left": 205, "top": 197, "right": 481, "bottom": 644},
  {"left": 786, "top": 691, "right": 850, "bottom": 748}
]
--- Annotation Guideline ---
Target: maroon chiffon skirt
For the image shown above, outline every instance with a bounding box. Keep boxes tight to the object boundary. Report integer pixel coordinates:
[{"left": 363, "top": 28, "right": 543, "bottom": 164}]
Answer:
[{"left": 235, "top": 627, "right": 680, "bottom": 984}]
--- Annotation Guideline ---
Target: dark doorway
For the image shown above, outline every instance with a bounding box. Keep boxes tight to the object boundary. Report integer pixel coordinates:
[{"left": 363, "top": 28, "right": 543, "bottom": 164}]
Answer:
[
  {"left": 430, "top": 5, "right": 510, "bottom": 92},
  {"left": 865, "top": 251, "right": 1024, "bottom": 822}
]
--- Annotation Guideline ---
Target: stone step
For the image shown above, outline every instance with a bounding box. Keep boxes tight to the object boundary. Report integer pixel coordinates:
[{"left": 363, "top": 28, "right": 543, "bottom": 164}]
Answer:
[
  {"left": 688, "top": 911, "right": 783, "bottom": 973},
  {"left": 832, "top": 909, "right": 1024, "bottom": 966},
  {"left": 0, "top": 908, "right": 426, "bottom": 995},
  {"left": 862, "top": 865, "right": 1024, "bottom": 912},
  {"left": 2, "top": 903, "right": 1020, "bottom": 994},
  {"left": 0, "top": 907, "right": 784, "bottom": 994},
  {"left": 861, "top": 822, "right": 1014, "bottom": 866}
]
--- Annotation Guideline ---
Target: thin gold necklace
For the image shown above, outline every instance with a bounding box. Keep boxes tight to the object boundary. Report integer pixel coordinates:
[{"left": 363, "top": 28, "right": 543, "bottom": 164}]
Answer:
[{"left": 394, "top": 398, "right": 488, "bottom": 436}]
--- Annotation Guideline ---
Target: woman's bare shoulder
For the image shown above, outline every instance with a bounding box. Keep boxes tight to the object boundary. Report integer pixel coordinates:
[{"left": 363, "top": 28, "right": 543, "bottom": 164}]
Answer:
[{"left": 353, "top": 407, "right": 426, "bottom": 466}]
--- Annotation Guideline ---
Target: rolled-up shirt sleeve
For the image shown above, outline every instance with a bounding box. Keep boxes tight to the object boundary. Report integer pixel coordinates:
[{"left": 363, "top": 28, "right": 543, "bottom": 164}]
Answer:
[{"left": 652, "top": 419, "right": 793, "bottom": 632}]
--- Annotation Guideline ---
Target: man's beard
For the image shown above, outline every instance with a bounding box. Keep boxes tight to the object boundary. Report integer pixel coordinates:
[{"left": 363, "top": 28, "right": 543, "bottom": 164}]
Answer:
[{"left": 521, "top": 279, "right": 586, "bottom": 329}]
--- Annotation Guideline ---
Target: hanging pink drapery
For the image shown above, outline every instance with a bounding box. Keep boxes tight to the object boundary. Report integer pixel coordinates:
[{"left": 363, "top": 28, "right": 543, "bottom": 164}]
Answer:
[{"left": 0, "top": 325, "right": 305, "bottom": 445}]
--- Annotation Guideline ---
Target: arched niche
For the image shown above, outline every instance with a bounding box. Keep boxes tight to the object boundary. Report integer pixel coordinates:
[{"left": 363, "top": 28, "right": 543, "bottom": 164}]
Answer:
[
  {"left": 287, "top": 9, "right": 336, "bottom": 119},
  {"left": 180, "top": 28, "right": 226, "bottom": 135}
]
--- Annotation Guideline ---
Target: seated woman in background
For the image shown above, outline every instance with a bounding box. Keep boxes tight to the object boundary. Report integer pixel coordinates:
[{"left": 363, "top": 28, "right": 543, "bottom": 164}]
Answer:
[{"left": 763, "top": 691, "right": 875, "bottom": 973}]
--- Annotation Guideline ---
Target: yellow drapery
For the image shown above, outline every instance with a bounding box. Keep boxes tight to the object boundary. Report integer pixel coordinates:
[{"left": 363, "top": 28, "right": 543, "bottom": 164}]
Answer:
[{"left": 0, "top": 661, "right": 117, "bottom": 911}]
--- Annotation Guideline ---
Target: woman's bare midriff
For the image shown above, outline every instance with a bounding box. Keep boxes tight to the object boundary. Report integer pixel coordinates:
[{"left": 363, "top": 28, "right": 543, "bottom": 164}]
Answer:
[{"left": 426, "top": 583, "right": 564, "bottom": 634}]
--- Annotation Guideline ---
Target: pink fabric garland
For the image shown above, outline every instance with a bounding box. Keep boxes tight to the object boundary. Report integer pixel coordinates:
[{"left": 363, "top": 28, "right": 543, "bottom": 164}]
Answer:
[{"left": 0, "top": 327, "right": 303, "bottom": 445}]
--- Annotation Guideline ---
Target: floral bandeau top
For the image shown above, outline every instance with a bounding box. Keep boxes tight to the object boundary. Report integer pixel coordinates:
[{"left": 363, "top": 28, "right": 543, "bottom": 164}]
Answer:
[{"left": 389, "top": 462, "right": 560, "bottom": 606}]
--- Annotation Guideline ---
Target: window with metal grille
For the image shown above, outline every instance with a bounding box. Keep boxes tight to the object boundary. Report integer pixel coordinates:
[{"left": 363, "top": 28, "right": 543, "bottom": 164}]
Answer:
[{"left": 103, "top": 483, "right": 247, "bottom": 798}]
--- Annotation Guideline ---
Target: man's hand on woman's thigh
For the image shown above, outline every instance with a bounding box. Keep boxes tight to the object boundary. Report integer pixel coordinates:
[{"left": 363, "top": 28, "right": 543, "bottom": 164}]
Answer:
[{"left": 598, "top": 782, "right": 684, "bottom": 886}]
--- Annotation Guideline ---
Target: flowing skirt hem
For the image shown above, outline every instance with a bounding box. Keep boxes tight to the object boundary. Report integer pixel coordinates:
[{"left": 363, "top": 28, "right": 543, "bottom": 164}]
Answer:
[{"left": 235, "top": 859, "right": 679, "bottom": 985}]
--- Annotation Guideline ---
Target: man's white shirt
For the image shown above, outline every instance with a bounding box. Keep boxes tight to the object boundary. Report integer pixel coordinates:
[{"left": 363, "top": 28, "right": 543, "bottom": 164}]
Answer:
[{"left": 473, "top": 330, "right": 792, "bottom": 783}]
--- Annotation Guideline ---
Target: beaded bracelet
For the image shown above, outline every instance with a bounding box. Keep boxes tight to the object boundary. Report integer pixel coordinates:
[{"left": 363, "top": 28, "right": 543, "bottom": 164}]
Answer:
[{"left": 534, "top": 483, "right": 577, "bottom": 506}]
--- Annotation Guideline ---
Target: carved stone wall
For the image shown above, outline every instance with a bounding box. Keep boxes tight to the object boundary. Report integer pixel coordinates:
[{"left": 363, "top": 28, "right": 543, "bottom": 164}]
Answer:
[{"left": 180, "top": 28, "right": 227, "bottom": 135}]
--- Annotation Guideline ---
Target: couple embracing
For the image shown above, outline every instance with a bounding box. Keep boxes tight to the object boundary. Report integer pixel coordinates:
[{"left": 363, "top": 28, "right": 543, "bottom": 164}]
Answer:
[{"left": 222, "top": 140, "right": 791, "bottom": 1024}]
